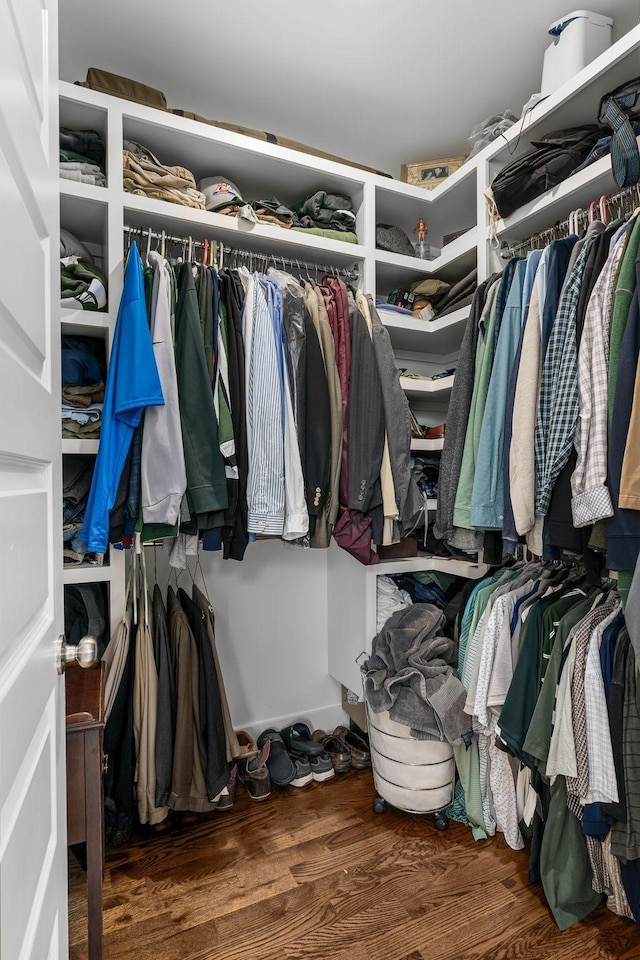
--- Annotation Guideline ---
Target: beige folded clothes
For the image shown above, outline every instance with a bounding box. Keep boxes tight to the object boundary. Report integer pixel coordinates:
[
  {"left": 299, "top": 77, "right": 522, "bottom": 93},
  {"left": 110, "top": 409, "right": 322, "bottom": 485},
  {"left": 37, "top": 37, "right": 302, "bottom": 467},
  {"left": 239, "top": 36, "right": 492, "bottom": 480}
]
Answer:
[{"left": 123, "top": 140, "right": 206, "bottom": 209}]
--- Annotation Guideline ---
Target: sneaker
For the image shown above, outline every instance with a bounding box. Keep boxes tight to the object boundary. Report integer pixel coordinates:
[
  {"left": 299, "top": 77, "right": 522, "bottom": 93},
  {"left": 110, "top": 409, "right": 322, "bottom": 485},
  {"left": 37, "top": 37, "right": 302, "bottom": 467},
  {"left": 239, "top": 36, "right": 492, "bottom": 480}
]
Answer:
[
  {"left": 290, "top": 755, "right": 313, "bottom": 788},
  {"left": 307, "top": 752, "right": 335, "bottom": 783}
]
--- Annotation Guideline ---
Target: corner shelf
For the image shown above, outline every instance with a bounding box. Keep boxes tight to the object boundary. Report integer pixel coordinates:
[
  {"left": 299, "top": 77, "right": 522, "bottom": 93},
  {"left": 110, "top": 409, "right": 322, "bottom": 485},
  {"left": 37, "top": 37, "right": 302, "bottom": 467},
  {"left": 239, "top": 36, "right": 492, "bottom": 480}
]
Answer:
[
  {"left": 375, "top": 226, "right": 477, "bottom": 286},
  {"left": 379, "top": 305, "right": 470, "bottom": 355},
  {"left": 411, "top": 438, "right": 444, "bottom": 452},
  {"left": 400, "top": 374, "right": 454, "bottom": 399}
]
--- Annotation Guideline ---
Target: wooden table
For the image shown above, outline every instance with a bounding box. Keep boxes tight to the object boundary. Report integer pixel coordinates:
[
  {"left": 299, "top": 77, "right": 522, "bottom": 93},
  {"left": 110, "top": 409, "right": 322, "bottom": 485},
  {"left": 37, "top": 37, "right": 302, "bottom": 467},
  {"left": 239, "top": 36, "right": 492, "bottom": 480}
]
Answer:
[{"left": 66, "top": 661, "right": 105, "bottom": 960}]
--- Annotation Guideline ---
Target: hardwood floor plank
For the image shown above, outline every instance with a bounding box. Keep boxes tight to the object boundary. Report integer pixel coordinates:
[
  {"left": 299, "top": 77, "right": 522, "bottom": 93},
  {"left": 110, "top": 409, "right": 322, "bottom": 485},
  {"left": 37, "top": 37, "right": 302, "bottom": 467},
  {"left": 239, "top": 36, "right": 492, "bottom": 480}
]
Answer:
[{"left": 261, "top": 811, "right": 364, "bottom": 854}]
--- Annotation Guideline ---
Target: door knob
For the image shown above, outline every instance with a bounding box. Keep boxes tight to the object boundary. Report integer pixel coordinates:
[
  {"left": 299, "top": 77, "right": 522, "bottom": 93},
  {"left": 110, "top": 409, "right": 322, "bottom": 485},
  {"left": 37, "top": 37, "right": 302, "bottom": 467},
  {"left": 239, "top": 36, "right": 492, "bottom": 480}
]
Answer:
[{"left": 57, "top": 635, "right": 98, "bottom": 675}]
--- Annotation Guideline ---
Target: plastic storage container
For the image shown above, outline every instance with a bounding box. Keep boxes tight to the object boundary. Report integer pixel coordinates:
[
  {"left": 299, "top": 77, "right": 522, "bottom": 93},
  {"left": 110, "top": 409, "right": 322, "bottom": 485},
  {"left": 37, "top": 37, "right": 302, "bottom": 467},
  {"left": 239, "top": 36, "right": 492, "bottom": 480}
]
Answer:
[
  {"left": 541, "top": 10, "right": 613, "bottom": 96},
  {"left": 366, "top": 702, "right": 455, "bottom": 829}
]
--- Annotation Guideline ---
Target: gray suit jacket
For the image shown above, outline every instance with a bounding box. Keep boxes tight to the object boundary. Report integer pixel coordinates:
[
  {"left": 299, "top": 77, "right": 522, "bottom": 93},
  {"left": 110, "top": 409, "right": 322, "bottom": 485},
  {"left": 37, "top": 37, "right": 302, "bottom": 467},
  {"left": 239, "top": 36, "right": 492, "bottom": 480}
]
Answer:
[{"left": 367, "top": 296, "right": 423, "bottom": 534}]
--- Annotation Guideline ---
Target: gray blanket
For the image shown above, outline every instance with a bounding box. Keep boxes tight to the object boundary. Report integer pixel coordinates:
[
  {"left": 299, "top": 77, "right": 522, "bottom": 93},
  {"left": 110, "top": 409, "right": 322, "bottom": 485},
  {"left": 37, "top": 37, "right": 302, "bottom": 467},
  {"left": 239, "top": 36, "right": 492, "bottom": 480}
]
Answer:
[{"left": 363, "top": 604, "right": 469, "bottom": 744}]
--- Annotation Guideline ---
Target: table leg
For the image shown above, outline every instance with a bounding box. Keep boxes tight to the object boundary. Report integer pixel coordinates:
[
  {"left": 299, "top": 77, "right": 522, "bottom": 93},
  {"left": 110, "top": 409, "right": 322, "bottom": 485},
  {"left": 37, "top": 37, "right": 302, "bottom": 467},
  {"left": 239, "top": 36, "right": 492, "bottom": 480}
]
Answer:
[{"left": 84, "top": 731, "right": 103, "bottom": 960}]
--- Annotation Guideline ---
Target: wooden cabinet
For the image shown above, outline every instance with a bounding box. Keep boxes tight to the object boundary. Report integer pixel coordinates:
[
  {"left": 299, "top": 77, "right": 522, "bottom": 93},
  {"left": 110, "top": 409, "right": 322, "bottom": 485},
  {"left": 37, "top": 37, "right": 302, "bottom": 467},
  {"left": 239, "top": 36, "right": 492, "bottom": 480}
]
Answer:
[{"left": 66, "top": 662, "right": 106, "bottom": 960}]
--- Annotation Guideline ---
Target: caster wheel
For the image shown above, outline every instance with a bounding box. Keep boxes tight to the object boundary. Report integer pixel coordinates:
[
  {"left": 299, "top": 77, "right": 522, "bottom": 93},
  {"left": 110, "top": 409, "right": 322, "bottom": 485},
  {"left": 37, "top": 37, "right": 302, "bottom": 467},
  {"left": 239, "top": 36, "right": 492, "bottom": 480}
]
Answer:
[
  {"left": 373, "top": 797, "right": 386, "bottom": 814},
  {"left": 434, "top": 814, "right": 449, "bottom": 831}
]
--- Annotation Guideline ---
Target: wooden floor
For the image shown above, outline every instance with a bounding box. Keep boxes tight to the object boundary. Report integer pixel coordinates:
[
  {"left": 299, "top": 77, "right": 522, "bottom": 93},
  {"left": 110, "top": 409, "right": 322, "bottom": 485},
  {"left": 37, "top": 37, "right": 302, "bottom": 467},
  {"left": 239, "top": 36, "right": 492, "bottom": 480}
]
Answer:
[{"left": 69, "top": 769, "right": 640, "bottom": 960}]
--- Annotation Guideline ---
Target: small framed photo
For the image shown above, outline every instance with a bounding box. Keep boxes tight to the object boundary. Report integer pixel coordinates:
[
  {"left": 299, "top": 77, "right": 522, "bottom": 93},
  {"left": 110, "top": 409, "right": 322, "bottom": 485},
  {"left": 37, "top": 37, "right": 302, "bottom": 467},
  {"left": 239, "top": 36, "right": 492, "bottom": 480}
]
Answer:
[{"left": 401, "top": 156, "right": 466, "bottom": 190}]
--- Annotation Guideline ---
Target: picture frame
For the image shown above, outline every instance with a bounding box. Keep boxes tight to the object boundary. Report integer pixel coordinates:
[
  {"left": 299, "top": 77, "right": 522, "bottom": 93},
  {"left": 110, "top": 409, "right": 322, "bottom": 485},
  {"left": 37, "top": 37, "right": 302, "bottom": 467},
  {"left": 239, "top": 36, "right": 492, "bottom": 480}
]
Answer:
[{"left": 400, "top": 156, "right": 466, "bottom": 190}]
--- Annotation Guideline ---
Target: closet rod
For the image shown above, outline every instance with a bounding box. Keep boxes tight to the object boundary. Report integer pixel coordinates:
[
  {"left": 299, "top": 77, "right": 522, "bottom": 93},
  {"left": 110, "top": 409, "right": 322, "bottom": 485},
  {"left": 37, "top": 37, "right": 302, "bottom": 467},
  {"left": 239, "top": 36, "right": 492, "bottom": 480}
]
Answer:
[
  {"left": 122, "top": 225, "right": 360, "bottom": 279},
  {"left": 500, "top": 180, "right": 640, "bottom": 259}
]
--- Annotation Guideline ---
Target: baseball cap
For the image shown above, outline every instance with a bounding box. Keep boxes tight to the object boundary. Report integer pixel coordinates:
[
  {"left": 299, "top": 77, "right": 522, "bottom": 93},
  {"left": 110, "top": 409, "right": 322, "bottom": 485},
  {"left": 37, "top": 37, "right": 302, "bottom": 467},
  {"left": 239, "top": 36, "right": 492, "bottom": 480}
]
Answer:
[{"left": 198, "top": 177, "right": 244, "bottom": 212}]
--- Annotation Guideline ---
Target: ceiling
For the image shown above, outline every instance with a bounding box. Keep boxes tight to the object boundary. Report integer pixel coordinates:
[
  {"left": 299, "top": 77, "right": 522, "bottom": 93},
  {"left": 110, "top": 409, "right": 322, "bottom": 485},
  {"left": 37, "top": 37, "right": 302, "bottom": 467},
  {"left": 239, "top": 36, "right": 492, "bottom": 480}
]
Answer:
[{"left": 58, "top": 1, "right": 639, "bottom": 178}]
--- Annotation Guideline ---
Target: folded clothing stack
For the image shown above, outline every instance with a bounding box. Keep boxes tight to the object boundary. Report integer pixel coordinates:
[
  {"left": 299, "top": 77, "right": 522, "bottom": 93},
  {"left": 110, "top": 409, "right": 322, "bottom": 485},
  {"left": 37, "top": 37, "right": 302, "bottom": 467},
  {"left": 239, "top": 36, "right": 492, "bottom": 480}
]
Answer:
[
  {"left": 123, "top": 140, "right": 206, "bottom": 208},
  {"left": 63, "top": 455, "right": 100, "bottom": 565},
  {"left": 60, "top": 227, "right": 108, "bottom": 311},
  {"left": 432, "top": 268, "right": 477, "bottom": 318},
  {"left": 196, "top": 177, "right": 359, "bottom": 242},
  {"left": 378, "top": 275, "right": 458, "bottom": 322},
  {"left": 61, "top": 334, "right": 106, "bottom": 439},
  {"left": 60, "top": 126, "right": 106, "bottom": 187},
  {"left": 408, "top": 277, "right": 451, "bottom": 320}
]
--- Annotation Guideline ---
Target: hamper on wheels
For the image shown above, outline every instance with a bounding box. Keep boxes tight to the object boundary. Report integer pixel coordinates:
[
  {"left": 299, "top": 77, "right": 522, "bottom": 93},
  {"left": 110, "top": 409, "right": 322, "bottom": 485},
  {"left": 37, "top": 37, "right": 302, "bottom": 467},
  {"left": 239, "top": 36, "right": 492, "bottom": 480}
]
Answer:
[
  {"left": 361, "top": 602, "right": 468, "bottom": 829},
  {"left": 364, "top": 696, "right": 454, "bottom": 830}
]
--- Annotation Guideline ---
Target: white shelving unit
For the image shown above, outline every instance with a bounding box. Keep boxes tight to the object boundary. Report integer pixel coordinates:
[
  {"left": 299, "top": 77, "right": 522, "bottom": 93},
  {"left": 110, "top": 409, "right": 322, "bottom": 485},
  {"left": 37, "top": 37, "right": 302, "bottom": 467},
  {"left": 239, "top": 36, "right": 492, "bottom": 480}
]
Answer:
[{"left": 57, "top": 20, "right": 640, "bottom": 698}]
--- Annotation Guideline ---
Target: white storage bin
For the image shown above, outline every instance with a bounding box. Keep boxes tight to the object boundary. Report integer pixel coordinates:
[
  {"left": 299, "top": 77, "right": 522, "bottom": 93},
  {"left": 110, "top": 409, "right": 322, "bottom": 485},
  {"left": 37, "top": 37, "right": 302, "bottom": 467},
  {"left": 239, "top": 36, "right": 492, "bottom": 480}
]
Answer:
[
  {"left": 541, "top": 10, "right": 613, "bottom": 95},
  {"left": 366, "top": 705, "right": 455, "bottom": 822}
]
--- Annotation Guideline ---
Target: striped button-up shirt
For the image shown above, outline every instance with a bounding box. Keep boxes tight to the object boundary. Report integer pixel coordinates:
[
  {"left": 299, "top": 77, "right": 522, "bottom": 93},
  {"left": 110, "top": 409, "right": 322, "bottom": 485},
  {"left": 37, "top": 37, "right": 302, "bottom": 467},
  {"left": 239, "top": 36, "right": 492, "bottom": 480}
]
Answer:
[
  {"left": 571, "top": 233, "right": 627, "bottom": 526},
  {"left": 247, "top": 276, "right": 285, "bottom": 535}
]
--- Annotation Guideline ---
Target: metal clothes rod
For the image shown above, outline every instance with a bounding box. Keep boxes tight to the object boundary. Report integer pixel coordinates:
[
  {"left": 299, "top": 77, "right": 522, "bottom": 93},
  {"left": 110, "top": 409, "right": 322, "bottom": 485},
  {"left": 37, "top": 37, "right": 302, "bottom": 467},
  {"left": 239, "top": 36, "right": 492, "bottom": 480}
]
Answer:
[
  {"left": 500, "top": 181, "right": 640, "bottom": 259},
  {"left": 122, "top": 225, "right": 360, "bottom": 280}
]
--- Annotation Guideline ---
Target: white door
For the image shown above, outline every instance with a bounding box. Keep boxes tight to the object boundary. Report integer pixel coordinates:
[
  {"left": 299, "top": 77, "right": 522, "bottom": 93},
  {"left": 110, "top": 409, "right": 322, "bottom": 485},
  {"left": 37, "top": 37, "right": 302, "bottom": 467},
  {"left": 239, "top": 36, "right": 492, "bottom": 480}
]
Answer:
[{"left": 0, "top": 1, "right": 66, "bottom": 959}]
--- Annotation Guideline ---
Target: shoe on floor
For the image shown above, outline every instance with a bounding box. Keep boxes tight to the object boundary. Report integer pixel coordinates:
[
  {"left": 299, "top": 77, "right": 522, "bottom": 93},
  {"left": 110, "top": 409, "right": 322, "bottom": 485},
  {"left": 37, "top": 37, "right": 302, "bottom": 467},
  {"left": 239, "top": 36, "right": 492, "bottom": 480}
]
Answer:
[
  {"left": 313, "top": 731, "right": 352, "bottom": 773},
  {"left": 290, "top": 755, "right": 313, "bottom": 788},
  {"left": 307, "top": 752, "right": 335, "bottom": 783},
  {"left": 238, "top": 742, "right": 271, "bottom": 801},
  {"left": 235, "top": 729, "right": 260, "bottom": 758},
  {"left": 257, "top": 728, "right": 298, "bottom": 786},
  {"left": 281, "top": 722, "right": 325, "bottom": 758},
  {"left": 216, "top": 764, "right": 238, "bottom": 810},
  {"left": 333, "top": 725, "right": 371, "bottom": 769}
]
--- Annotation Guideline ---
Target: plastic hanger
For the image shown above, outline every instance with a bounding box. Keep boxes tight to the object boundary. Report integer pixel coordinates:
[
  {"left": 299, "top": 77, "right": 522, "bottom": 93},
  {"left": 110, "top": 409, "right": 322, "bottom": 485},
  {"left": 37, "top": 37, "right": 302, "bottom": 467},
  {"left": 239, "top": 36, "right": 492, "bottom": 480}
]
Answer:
[{"left": 599, "top": 195, "right": 610, "bottom": 225}]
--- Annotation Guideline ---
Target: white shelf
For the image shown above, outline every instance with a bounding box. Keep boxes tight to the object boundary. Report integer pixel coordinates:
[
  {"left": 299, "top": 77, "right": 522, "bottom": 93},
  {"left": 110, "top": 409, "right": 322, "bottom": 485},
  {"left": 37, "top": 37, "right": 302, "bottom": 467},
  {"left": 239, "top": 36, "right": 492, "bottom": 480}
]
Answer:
[
  {"left": 59, "top": 178, "right": 108, "bottom": 203},
  {"left": 374, "top": 166, "right": 477, "bottom": 249},
  {"left": 379, "top": 305, "right": 469, "bottom": 355},
  {"left": 411, "top": 438, "right": 444, "bottom": 452},
  {"left": 122, "top": 192, "right": 366, "bottom": 267},
  {"left": 368, "top": 555, "right": 488, "bottom": 579},
  {"left": 496, "top": 138, "right": 640, "bottom": 243},
  {"left": 400, "top": 374, "right": 454, "bottom": 399},
  {"left": 484, "top": 24, "right": 640, "bottom": 168},
  {"left": 62, "top": 439, "right": 99, "bottom": 455},
  {"left": 60, "top": 307, "right": 113, "bottom": 338},
  {"left": 63, "top": 565, "right": 111, "bottom": 585},
  {"left": 375, "top": 227, "right": 477, "bottom": 287}
]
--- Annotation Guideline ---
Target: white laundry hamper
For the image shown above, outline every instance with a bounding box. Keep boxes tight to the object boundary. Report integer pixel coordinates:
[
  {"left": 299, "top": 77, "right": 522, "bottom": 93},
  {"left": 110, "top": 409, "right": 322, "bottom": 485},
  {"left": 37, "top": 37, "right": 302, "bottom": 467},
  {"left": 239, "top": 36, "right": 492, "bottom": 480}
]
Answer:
[{"left": 365, "top": 699, "right": 455, "bottom": 830}]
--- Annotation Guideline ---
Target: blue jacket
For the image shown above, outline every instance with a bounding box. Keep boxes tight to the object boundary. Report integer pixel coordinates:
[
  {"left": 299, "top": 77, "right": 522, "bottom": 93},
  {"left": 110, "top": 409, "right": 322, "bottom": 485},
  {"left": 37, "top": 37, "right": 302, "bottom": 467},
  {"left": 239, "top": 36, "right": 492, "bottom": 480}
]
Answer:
[{"left": 82, "top": 244, "right": 164, "bottom": 553}]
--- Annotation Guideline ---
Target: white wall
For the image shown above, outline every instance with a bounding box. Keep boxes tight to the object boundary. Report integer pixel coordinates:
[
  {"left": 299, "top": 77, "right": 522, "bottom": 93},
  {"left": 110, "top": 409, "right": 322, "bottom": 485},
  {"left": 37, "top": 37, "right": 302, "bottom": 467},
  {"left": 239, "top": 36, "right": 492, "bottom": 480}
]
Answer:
[{"left": 193, "top": 540, "right": 345, "bottom": 738}]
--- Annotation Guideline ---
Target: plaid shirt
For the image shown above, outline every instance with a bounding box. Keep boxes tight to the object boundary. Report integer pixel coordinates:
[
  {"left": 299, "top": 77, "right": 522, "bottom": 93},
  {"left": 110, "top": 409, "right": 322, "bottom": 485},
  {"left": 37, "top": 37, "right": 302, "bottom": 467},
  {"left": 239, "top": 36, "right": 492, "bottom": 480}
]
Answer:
[
  {"left": 566, "top": 597, "right": 619, "bottom": 801},
  {"left": 535, "top": 241, "right": 594, "bottom": 516},
  {"left": 571, "top": 235, "right": 626, "bottom": 526}
]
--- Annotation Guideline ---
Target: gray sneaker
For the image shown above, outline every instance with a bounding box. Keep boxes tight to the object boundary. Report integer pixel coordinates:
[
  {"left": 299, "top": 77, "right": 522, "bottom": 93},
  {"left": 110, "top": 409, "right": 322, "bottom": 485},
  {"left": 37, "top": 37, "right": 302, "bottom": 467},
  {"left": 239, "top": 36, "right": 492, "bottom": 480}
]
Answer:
[
  {"left": 290, "top": 755, "right": 313, "bottom": 788},
  {"left": 308, "top": 752, "right": 335, "bottom": 783}
]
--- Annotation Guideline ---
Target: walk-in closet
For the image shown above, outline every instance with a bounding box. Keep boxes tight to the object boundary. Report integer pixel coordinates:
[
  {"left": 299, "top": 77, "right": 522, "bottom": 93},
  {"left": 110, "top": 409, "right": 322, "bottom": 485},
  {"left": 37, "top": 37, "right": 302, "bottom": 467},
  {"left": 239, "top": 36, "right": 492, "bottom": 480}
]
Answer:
[{"left": 3, "top": 2, "right": 640, "bottom": 959}]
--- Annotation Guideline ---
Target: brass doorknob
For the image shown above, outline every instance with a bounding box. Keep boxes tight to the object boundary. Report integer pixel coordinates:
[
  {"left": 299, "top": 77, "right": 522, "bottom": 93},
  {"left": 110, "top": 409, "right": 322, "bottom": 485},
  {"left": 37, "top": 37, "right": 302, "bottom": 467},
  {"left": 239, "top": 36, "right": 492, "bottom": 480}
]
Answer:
[{"left": 57, "top": 635, "right": 98, "bottom": 675}]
